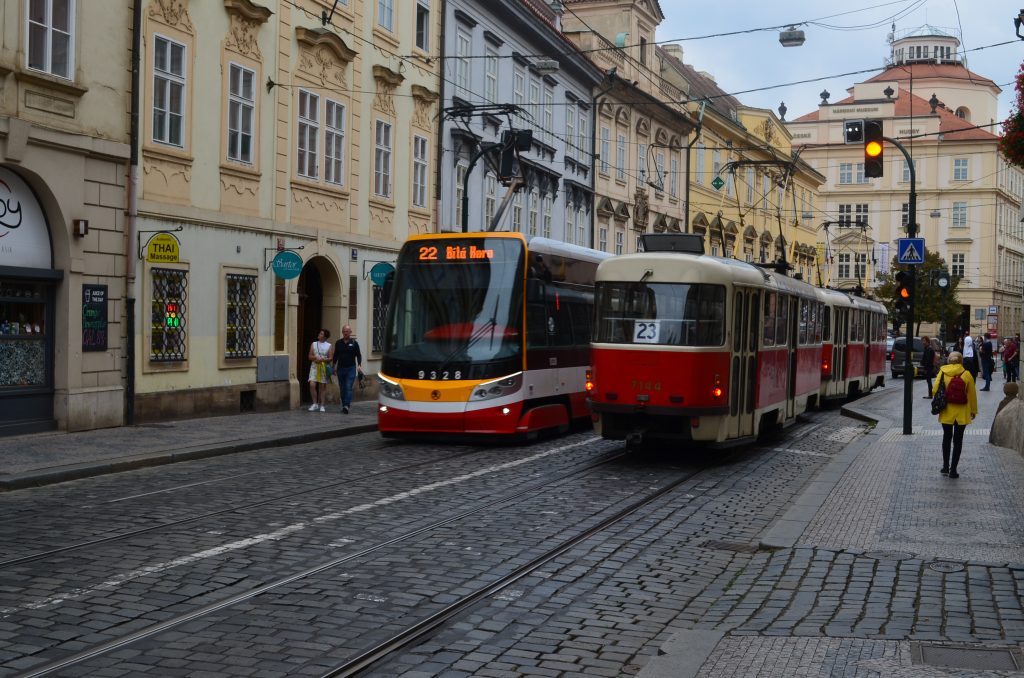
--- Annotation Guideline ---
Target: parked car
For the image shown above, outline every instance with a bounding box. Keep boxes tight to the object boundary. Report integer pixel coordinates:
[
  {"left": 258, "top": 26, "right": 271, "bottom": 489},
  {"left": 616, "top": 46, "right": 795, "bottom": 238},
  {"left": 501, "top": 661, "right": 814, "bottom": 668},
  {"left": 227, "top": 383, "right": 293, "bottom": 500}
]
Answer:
[
  {"left": 891, "top": 336, "right": 925, "bottom": 378},
  {"left": 886, "top": 337, "right": 895, "bottom": 359}
]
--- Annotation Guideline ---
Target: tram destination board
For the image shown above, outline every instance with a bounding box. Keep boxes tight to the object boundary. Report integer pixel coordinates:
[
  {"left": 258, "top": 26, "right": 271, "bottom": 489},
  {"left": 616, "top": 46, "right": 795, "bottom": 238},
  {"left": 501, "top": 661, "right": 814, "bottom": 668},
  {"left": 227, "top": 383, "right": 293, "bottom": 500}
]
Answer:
[
  {"left": 82, "top": 284, "right": 108, "bottom": 352},
  {"left": 410, "top": 238, "right": 517, "bottom": 264}
]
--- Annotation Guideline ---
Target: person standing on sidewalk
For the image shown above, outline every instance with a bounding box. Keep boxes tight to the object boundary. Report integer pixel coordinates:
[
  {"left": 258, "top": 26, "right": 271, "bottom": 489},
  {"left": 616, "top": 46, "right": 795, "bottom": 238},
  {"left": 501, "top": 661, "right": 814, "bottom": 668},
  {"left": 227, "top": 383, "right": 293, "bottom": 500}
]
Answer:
[
  {"left": 979, "top": 336, "right": 994, "bottom": 391},
  {"left": 931, "top": 351, "right": 977, "bottom": 479},
  {"left": 1007, "top": 336, "right": 1020, "bottom": 383},
  {"left": 962, "top": 333, "right": 977, "bottom": 380},
  {"left": 921, "top": 336, "right": 936, "bottom": 398},
  {"left": 308, "top": 329, "right": 333, "bottom": 412},
  {"left": 333, "top": 325, "right": 363, "bottom": 414}
]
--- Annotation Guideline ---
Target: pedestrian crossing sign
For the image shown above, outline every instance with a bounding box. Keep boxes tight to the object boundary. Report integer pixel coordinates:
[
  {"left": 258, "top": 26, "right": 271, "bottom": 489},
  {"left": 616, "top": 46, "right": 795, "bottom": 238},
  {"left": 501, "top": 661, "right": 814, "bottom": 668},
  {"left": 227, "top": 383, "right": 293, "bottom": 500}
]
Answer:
[{"left": 897, "top": 238, "right": 924, "bottom": 265}]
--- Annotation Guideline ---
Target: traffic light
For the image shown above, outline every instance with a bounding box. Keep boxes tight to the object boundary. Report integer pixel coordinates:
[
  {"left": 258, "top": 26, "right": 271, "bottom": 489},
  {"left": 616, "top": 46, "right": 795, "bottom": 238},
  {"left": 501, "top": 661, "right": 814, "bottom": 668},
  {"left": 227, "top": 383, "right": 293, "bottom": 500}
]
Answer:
[
  {"left": 864, "top": 119, "right": 884, "bottom": 178},
  {"left": 844, "top": 120, "right": 864, "bottom": 144},
  {"left": 894, "top": 270, "right": 912, "bottom": 313},
  {"left": 165, "top": 302, "right": 181, "bottom": 328}
]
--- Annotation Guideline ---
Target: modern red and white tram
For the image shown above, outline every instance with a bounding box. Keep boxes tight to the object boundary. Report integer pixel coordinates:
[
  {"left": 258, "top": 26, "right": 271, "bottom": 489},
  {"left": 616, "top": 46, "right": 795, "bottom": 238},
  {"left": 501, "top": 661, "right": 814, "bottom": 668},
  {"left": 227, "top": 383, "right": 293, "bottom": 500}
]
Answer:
[
  {"left": 377, "top": 231, "right": 610, "bottom": 439},
  {"left": 815, "top": 288, "right": 887, "bottom": 403},
  {"left": 587, "top": 233, "right": 885, "bottom": 448}
]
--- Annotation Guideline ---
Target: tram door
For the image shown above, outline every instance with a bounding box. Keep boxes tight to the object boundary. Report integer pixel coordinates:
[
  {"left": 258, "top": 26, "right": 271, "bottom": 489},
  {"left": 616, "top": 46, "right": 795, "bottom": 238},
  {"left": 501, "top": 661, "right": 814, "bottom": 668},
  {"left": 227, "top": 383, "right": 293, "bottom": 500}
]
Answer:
[
  {"left": 786, "top": 295, "right": 798, "bottom": 420},
  {"left": 833, "top": 309, "right": 847, "bottom": 389},
  {"left": 729, "top": 288, "right": 757, "bottom": 439}
]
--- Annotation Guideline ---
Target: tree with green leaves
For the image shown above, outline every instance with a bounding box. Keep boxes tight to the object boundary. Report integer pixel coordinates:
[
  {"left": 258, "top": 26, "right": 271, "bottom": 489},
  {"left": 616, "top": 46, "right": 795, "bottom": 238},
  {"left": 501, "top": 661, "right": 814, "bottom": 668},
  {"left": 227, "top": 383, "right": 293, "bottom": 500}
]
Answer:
[{"left": 875, "top": 250, "right": 960, "bottom": 337}]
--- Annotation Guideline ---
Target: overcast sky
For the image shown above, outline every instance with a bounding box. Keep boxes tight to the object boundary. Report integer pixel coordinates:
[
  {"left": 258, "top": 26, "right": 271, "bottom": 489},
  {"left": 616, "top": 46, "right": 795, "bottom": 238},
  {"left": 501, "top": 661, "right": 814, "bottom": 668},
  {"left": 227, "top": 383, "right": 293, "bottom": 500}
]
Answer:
[{"left": 655, "top": 0, "right": 1022, "bottom": 128}]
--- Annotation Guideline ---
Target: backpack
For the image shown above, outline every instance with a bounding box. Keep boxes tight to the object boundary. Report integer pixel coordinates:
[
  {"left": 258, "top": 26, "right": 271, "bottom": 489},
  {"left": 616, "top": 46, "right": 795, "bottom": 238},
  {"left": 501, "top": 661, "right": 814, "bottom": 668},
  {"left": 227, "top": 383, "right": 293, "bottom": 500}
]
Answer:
[{"left": 945, "top": 370, "right": 968, "bottom": 405}]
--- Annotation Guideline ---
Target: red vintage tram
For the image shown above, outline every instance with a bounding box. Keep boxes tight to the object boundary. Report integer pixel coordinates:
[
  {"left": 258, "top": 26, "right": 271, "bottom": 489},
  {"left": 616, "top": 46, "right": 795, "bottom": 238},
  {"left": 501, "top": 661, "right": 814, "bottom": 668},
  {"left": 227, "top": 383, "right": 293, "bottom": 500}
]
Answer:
[
  {"left": 815, "top": 287, "right": 887, "bottom": 404},
  {"left": 588, "top": 234, "right": 886, "bottom": 448}
]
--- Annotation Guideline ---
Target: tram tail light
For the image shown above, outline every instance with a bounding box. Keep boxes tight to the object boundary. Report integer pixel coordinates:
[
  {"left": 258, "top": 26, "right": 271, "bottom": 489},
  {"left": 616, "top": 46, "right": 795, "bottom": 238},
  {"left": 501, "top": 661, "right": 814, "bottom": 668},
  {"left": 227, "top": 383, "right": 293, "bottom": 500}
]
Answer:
[
  {"left": 822, "top": 359, "right": 831, "bottom": 376},
  {"left": 712, "top": 374, "right": 723, "bottom": 399},
  {"left": 585, "top": 369, "right": 594, "bottom": 393}
]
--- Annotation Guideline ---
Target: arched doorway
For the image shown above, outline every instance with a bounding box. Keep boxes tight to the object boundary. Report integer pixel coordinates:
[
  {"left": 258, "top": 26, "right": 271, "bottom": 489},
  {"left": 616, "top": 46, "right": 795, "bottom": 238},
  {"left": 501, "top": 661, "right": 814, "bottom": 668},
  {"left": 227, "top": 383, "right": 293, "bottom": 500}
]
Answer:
[{"left": 295, "top": 256, "right": 342, "bottom": 405}]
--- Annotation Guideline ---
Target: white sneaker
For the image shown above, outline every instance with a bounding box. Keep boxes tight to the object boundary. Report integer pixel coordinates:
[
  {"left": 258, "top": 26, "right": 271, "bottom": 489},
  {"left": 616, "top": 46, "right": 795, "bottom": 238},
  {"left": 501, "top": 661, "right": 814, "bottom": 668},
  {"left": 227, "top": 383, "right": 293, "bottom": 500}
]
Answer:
[
  {"left": 319, "top": 405, "right": 326, "bottom": 412},
  {"left": 308, "top": 403, "right": 318, "bottom": 411}
]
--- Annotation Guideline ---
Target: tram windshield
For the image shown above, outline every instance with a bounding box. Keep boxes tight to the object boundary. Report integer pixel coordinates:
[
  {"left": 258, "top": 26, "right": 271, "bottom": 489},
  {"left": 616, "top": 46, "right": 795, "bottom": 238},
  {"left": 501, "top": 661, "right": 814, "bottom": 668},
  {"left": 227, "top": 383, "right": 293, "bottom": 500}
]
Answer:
[
  {"left": 383, "top": 237, "right": 524, "bottom": 380},
  {"left": 594, "top": 282, "right": 726, "bottom": 347}
]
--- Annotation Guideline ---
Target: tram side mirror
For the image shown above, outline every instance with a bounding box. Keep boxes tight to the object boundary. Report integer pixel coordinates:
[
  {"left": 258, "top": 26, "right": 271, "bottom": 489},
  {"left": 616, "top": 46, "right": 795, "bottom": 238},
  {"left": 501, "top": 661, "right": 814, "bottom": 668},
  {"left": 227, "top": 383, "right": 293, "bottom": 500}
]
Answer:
[{"left": 526, "top": 279, "right": 545, "bottom": 303}]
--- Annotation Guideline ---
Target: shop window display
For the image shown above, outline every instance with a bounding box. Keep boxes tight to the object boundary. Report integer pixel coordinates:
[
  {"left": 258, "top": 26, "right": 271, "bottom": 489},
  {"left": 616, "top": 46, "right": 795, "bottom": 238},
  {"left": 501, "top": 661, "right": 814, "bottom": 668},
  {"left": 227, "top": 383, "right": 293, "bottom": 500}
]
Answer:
[{"left": 0, "top": 283, "right": 46, "bottom": 387}]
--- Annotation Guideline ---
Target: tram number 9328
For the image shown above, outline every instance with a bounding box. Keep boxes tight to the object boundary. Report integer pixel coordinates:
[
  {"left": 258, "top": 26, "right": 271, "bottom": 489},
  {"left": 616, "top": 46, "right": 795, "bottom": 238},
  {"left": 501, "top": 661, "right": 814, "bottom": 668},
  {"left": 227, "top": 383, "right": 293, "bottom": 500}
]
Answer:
[{"left": 418, "top": 370, "right": 462, "bottom": 380}]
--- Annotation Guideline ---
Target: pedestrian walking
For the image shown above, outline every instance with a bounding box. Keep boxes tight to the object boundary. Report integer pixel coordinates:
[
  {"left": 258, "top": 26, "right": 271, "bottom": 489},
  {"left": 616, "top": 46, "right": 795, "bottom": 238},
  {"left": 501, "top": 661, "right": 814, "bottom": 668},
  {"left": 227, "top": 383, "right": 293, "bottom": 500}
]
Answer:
[
  {"left": 1005, "top": 336, "right": 1019, "bottom": 383},
  {"left": 920, "top": 336, "right": 936, "bottom": 398},
  {"left": 979, "top": 336, "right": 994, "bottom": 391},
  {"left": 930, "top": 351, "right": 977, "bottom": 479},
  {"left": 962, "top": 333, "right": 977, "bottom": 380},
  {"left": 332, "top": 324, "right": 363, "bottom": 414},
  {"left": 308, "top": 329, "right": 334, "bottom": 412}
]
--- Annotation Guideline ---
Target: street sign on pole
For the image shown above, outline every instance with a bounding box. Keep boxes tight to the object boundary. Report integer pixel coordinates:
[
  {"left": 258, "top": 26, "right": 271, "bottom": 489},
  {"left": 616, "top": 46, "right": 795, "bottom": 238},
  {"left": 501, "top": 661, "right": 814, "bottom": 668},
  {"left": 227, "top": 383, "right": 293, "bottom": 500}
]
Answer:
[{"left": 897, "top": 238, "right": 924, "bottom": 265}]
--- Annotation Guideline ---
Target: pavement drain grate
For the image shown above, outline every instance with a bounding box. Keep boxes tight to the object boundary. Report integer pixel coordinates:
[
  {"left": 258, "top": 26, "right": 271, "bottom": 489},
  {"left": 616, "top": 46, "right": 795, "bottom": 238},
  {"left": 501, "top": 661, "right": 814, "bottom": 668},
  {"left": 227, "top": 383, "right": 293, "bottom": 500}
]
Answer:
[
  {"left": 928, "top": 560, "right": 966, "bottom": 573},
  {"left": 911, "top": 643, "right": 1021, "bottom": 670},
  {"left": 863, "top": 550, "right": 915, "bottom": 560},
  {"left": 700, "top": 539, "right": 761, "bottom": 554}
]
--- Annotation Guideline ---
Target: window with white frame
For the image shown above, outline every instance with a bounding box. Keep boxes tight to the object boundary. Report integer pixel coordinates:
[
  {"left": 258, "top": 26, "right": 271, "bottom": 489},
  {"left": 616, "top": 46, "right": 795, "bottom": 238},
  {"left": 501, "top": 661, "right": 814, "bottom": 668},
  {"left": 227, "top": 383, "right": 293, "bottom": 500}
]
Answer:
[
  {"left": 512, "top": 192, "right": 523, "bottom": 232},
  {"left": 838, "top": 253, "right": 851, "bottom": 278},
  {"left": 27, "top": 0, "right": 74, "bottom": 79},
  {"left": 374, "top": 119, "right": 392, "bottom": 198},
  {"left": 855, "top": 162, "right": 865, "bottom": 184},
  {"left": 838, "top": 203, "right": 852, "bottom": 227},
  {"left": 412, "top": 135, "right": 428, "bottom": 207},
  {"left": 670, "top": 155, "right": 679, "bottom": 197},
  {"left": 528, "top": 189, "right": 539, "bottom": 236},
  {"left": 565, "top": 104, "right": 576, "bottom": 161},
  {"left": 599, "top": 126, "right": 610, "bottom": 174},
  {"left": 297, "top": 89, "right": 319, "bottom": 178},
  {"left": 528, "top": 77, "right": 539, "bottom": 134},
  {"left": 513, "top": 66, "right": 525, "bottom": 109},
  {"left": 456, "top": 30, "right": 471, "bottom": 94},
  {"left": 615, "top": 230, "right": 624, "bottom": 255},
  {"left": 953, "top": 158, "right": 968, "bottom": 181},
  {"left": 484, "top": 172, "right": 496, "bottom": 227},
  {"left": 854, "top": 253, "right": 867, "bottom": 279},
  {"left": 638, "top": 143, "right": 647, "bottom": 183},
  {"left": 454, "top": 161, "right": 467, "bottom": 229},
  {"left": 712, "top": 149, "right": 721, "bottom": 185},
  {"left": 599, "top": 226, "right": 607, "bottom": 252},
  {"left": 578, "top": 110, "right": 588, "bottom": 164},
  {"left": 655, "top": 152, "right": 665, "bottom": 193},
  {"left": 695, "top": 144, "right": 705, "bottom": 184},
  {"left": 577, "top": 207, "right": 586, "bottom": 246},
  {"left": 762, "top": 174, "right": 769, "bottom": 210},
  {"left": 564, "top": 203, "right": 574, "bottom": 243},
  {"left": 227, "top": 63, "right": 255, "bottom": 164},
  {"left": 616, "top": 133, "right": 626, "bottom": 180},
  {"left": 952, "top": 201, "right": 967, "bottom": 228},
  {"left": 377, "top": 0, "right": 393, "bottom": 30},
  {"left": 153, "top": 35, "right": 186, "bottom": 147},
  {"left": 746, "top": 168, "right": 754, "bottom": 204},
  {"left": 542, "top": 85, "right": 554, "bottom": 145},
  {"left": 855, "top": 203, "right": 868, "bottom": 226},
  {"left": 839, "top": 163, "right": 853, "bottom": 184},
  {"left": 902, "top": 159, "right": 914, "bottom": 182},
  {"left": 415, "top": 0, "right": 429, "bottom": 51},
  {"left": 324, "top": 99, "right": 346, "bottom": 185},
  {"left": 952, "top": 252, "right": 965, "bottom": 278},
  {"left": 484, "top": 49, "right": 498, "bottom": 104},
  {"left": 542, "top": 194, "right": 552, "bottom": 238}
]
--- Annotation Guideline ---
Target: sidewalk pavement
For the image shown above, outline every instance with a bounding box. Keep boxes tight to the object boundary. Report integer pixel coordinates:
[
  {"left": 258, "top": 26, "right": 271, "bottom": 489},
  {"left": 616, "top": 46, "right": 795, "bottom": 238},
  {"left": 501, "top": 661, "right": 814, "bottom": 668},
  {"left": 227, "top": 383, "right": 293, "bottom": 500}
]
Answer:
[
  {"left": 0, "top": 400, "right": 378, "bottom": 491},
  {"left": 643, "top": 376, "right": 1024, "bottom": 677}
]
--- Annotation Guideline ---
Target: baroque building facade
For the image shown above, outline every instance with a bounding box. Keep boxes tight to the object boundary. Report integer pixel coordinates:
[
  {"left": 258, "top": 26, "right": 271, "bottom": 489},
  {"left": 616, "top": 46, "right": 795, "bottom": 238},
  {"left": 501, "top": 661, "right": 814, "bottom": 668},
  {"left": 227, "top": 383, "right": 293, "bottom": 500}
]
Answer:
[
  {"left": 787, "top": 25, "right": 1024, "bottom": 339},
  {"left": 439, "top": 0, "right": 602, "bottom": 242}
]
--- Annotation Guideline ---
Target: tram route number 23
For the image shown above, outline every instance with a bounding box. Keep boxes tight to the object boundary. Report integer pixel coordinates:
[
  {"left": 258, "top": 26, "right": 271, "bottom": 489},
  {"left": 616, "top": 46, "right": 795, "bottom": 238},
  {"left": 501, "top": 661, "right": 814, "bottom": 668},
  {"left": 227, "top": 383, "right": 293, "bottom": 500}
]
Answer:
[
  {"left": 418, "top": 370, "right": 462, "bottom": 380},
  {"left": 633, "top": 320, "right": 660, "bottom": 344}
]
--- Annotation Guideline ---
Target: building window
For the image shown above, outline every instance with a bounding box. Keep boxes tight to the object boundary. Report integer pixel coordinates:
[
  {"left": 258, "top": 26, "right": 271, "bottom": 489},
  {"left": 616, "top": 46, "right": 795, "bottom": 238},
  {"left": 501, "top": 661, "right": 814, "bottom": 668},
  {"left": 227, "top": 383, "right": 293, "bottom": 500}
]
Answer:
[
  {"left": 656, "top": 152, "right": 666, "bottom": 194},
  {"left": 349, "top": 275, "right": 357, "bottom": 320},
  {"left": 639, "top": 36, "right": 647, "bottom": 66},
  {"left": 225, "top": 273, "right": 256, "bottom": 359},
  {"left": 297, "top": 89, "right": 319, "bottom": 178},
  {"left": 838, "top": 204, "right": 852, "bottom": 227},
  {"left": 484, "top": 172, "right": 496, "bottom": 227},
  {"left": 855, "top": 163, "right": 865, "bottom": 184},
  {"left": 153, "top": 35, "right": 186, "bottom": 147},
  {"left": 952, "top": 201, "right": 967, "bottom": 228},
  {"left": 670, "top": 156, "right": 679, "bottom": 197},
  {"left": 695, "top": 144, "right": 705, "bottom": 185},
  {"left": 839, "top": 163, "right": 853, "bottom": 184},
  {"left": 227, "top": 63, "right": 255, "bottom": 164},
  {"left": 374, "top": 119, "right": 392, "bottom": 198},
  {"left": 615, "top": 230, "right": 624, "bottom": 255},
  {"left": 412, "top": 135, "right": 428, "bottom": 208},
  {"left": 542, "top": 86, "right": 554, "bottom": 145},
  {"left": 372, "top": 286, "right": 387, "bottom": 353},
  {"left": 577, "top": 207, "right": 586, "bottom": 246},
  {"left": 325, "top": 99, "right": 346, "bottom": 185},
  {"left": 838, "top": 253, "right": 851, "bottom": 278},
  {"left": 855, "top": 204, "right": 868, "bottom": 226},
  {"left": 565, "top": 105, "right": 576, "bottom": 161},
  {"left": 854, "top": 253, "right": 867, "bottom": 279},
  {"left": 484, "top": 49, "right": 498, "bottom": 104},
  {"left": 762, "top": 174, "right": 769, "bottom": 209},
  {"left": 638, "top": 143, "right": 647, "bottom": 183},
  {"left": 528, "top": 189, "right": 539, "bottom": 236},
  {"left": 542, "top": 194, "right": 552, "bottom": 238},
  {"left": 746, "top": 168, "right": 754, "bottom": 204},
  {"left": 600, "top": 126, "right": 610, "bottom": 174},
  {"left": 512, "top": 192, "right": 523, "bottom": 232},
  {"left": 27, "top": 0, "right": 73, "bottom": 79},
  {"left": 616, "top": 133, "right": 626, "bottom": 180},
  {"left": 456, "top": 30, "right": 471, "bottom": 94},
  {"left": 415, "top": 0, "right": 429, "bottom": 51},
  {"left": 952, "top": 252, "right": 965, "bottom": 278},
  {"left": 712, "top": 150, "right": 721, "bottom": 185},
  {"left": 564, "top": 203, "right": 574, "bottom": 242},
  {"left": 377, "top": 0, "right": 393, "bottom": 31},
  {"left": 578, "top": 110, "right": 588, "bottom": 164},
  {"left": 151, "top": 268, "right": 187, "bottom": 362},
  {"left": 902, "top": 159, "right": 914, "bottom": 182},
  {"left": 953, "top": 158, "right": 969, "bottom": 181},
  {"left": 599, "top": 226, "right": 608, "bottom": 252},
  {"left": 454, "top": 161, "right": 467, "bottom": 229},
  {"left": 274, "top": 277, "right": 286, "bottom": 351}
]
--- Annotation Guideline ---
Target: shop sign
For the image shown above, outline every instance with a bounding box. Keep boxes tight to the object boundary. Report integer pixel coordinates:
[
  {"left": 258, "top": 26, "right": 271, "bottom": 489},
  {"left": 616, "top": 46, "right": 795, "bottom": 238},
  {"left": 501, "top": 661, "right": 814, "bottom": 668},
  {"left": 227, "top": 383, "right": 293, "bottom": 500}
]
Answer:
[
  {"left": 370, "top": 262, "right": 395, "bottom": 286},
  {"left": 83, "top": 284, "right": 108, "bottom": 352},
  {"left": 271, "top": 250, "right": 303, "bottom": 280},
  {"left": 146, "top": 233, "right": 180, "bottom": 263},
  {"left": 0, "top": 167, "right": 51, "bottom": 270}
]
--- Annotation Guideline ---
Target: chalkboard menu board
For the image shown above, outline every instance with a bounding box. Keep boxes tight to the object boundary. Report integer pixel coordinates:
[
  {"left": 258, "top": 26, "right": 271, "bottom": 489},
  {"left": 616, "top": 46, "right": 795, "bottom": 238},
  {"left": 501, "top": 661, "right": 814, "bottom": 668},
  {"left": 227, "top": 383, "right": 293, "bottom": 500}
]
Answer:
[{"left": 83, "top": 284, "right": 108, "bottom": 352}]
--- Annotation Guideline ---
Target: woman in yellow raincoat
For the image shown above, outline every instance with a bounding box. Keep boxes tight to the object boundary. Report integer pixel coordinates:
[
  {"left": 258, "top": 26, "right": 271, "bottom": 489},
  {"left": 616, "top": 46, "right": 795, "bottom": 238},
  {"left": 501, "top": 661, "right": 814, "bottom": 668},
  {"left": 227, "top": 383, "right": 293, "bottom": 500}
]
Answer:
[{"left": 929, "top": 351, "right": 978, "bottom": 479}]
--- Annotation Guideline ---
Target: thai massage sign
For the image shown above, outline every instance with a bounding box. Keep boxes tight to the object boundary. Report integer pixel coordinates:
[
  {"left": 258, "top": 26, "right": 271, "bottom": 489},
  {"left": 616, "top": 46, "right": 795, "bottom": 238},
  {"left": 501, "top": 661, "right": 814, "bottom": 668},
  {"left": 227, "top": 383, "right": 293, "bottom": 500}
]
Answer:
[
  {"left": 145, "top": 232, "right": 180, "bottom": 263},
  {"left": 0, "top": 167, "right": 52, "bottom": 270}
]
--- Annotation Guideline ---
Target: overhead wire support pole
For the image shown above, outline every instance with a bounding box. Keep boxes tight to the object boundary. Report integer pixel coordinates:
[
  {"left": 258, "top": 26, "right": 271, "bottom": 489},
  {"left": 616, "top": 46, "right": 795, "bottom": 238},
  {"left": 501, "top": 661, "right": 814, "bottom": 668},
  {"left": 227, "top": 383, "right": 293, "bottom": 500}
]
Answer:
[{"left": 885, "top": 135, "right": 917, "bottom": 435}]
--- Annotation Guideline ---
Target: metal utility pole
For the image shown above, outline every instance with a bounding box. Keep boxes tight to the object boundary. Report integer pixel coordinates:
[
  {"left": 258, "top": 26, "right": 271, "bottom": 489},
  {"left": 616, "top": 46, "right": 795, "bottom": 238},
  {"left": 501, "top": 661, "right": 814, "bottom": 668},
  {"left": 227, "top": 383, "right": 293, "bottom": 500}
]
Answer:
[{"left": 885, "top": 135, "right": 917, "bottom": 435}]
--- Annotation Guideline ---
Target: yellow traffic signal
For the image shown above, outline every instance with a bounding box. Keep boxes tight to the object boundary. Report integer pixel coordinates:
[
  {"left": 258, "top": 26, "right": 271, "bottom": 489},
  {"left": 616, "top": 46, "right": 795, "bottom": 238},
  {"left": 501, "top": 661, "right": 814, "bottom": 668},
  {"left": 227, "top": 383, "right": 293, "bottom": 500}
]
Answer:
[{"left": 864, "top": 120, "right": 884, "bottom": 178}]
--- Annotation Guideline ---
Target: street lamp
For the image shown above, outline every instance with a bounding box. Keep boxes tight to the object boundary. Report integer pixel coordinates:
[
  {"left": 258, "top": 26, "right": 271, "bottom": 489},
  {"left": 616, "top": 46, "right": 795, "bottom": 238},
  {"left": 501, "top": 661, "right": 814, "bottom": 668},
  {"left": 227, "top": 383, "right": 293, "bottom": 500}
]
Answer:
[
  {"left": 779, "top": 26, "right": 805, "bottom": 47},
  {"left": 1015, "top": 9, "right": 1024, "bottom": 40}
]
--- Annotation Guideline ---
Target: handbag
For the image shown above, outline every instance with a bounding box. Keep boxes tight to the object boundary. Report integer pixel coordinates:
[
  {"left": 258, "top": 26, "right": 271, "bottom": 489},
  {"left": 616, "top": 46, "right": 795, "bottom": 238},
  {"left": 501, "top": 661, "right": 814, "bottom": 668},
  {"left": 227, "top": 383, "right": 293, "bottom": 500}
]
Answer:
[
  {"left": 325, "top": 363, "right": 334, "bottom": 381},
  {"left": 930, "top": 374, "right": 946, "bottom": 415}
]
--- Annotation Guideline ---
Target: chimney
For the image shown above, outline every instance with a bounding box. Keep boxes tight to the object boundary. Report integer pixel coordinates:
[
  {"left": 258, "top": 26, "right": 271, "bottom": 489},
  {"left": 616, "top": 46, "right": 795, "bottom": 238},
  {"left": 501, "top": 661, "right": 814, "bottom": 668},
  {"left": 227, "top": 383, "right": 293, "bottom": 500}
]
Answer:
[
  {"left": 698, "top": 71, "right": 716, "bottom": 84},
  {"left": 662, "top": 43, "right": 684, "bottom": 62},
  {"left": 548, "top": 0, "right": 564, "bottom": 31}
]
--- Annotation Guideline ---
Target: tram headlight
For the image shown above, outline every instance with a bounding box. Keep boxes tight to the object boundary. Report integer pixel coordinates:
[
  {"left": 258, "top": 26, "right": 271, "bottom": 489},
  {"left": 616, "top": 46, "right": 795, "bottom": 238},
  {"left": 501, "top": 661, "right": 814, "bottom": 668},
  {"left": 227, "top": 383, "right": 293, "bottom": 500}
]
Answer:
[
  {"left": 469, "top": 372, "right": 523, "bottom": 402},
  {"left": 378, "top": 375, "right": 405, "bottom": 401}
]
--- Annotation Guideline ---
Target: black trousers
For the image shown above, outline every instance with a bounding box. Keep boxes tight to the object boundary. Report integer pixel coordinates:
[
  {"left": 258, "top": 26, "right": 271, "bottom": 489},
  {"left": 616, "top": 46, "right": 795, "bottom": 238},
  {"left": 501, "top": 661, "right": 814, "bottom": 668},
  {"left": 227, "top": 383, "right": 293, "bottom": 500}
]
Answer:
[{"left": 941, "top": 422, "right": 966, "bottom": 471}]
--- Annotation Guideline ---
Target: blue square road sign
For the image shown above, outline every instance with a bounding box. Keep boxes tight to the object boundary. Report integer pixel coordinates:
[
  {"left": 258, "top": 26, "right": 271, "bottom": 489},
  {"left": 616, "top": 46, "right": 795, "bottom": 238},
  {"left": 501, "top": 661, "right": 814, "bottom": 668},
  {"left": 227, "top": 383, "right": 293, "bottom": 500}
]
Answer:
[{"left": 897, "top": 238, "right": 924, "bottom": 265}]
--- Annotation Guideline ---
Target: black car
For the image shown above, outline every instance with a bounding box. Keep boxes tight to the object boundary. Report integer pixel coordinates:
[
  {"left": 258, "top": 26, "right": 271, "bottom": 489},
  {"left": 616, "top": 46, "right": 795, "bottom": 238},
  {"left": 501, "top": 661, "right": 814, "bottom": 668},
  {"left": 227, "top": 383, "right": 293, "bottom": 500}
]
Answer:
[{"left": 891, "top": 337, "right": 925, "bottom": 378}]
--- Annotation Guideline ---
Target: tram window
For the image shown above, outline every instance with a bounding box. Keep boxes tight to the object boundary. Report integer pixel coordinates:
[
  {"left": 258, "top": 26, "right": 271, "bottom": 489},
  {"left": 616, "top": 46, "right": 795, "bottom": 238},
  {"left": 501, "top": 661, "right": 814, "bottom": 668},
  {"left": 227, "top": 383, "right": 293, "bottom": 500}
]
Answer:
[
  {"left": 545, "top": 294, "right": 574, "bottom": 347},
  {"left": 733, "top": 291, "right": 743, "bottom": 353},
  {"left": 776, "top": 294, "right": 789, "bottom": 346},
  {"left": 798, "top": 299, "right": 809, "bottom": 345},
  {"left": 822, "top": 307, "right": 831, "bottom": 342},
  {"left": 568, "top": 301, "right": 592, "bottom": 345},
  {"left": 526, "top": 303, "right": 547, "bottom": 348},
  {"left": 748, "top": 291, "right": 759, "bottom": 353},
  {"left": 815, "top": 303, "right": 823, "bottom": 343},
  {"left": 762, "top": 293, "right": 776, "bottom": 346},
  {"left": 594, "top": 281, "right": 725, "bottom": 346}
]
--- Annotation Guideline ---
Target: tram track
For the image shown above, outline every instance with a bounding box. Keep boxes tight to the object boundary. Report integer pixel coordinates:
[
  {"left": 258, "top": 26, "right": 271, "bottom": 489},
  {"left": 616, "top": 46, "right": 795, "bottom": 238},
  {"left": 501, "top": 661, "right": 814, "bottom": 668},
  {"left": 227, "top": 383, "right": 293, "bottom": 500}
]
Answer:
[{"left": 16, "top": 443, "right": 631, "bottom": 677}]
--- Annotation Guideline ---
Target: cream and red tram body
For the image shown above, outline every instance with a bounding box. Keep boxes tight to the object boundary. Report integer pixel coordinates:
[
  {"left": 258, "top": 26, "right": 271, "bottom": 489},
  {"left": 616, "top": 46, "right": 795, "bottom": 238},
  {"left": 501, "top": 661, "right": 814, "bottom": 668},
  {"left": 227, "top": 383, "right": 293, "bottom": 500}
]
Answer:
[
  {"left": 588, "top": 236, "right": 885, "bottom": 447},
  {"left": 814, "top": 287, "right": 887, "bottom": 403},
  {"left": 377, "top": 232, "right": 609, "bottom": 439}
]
